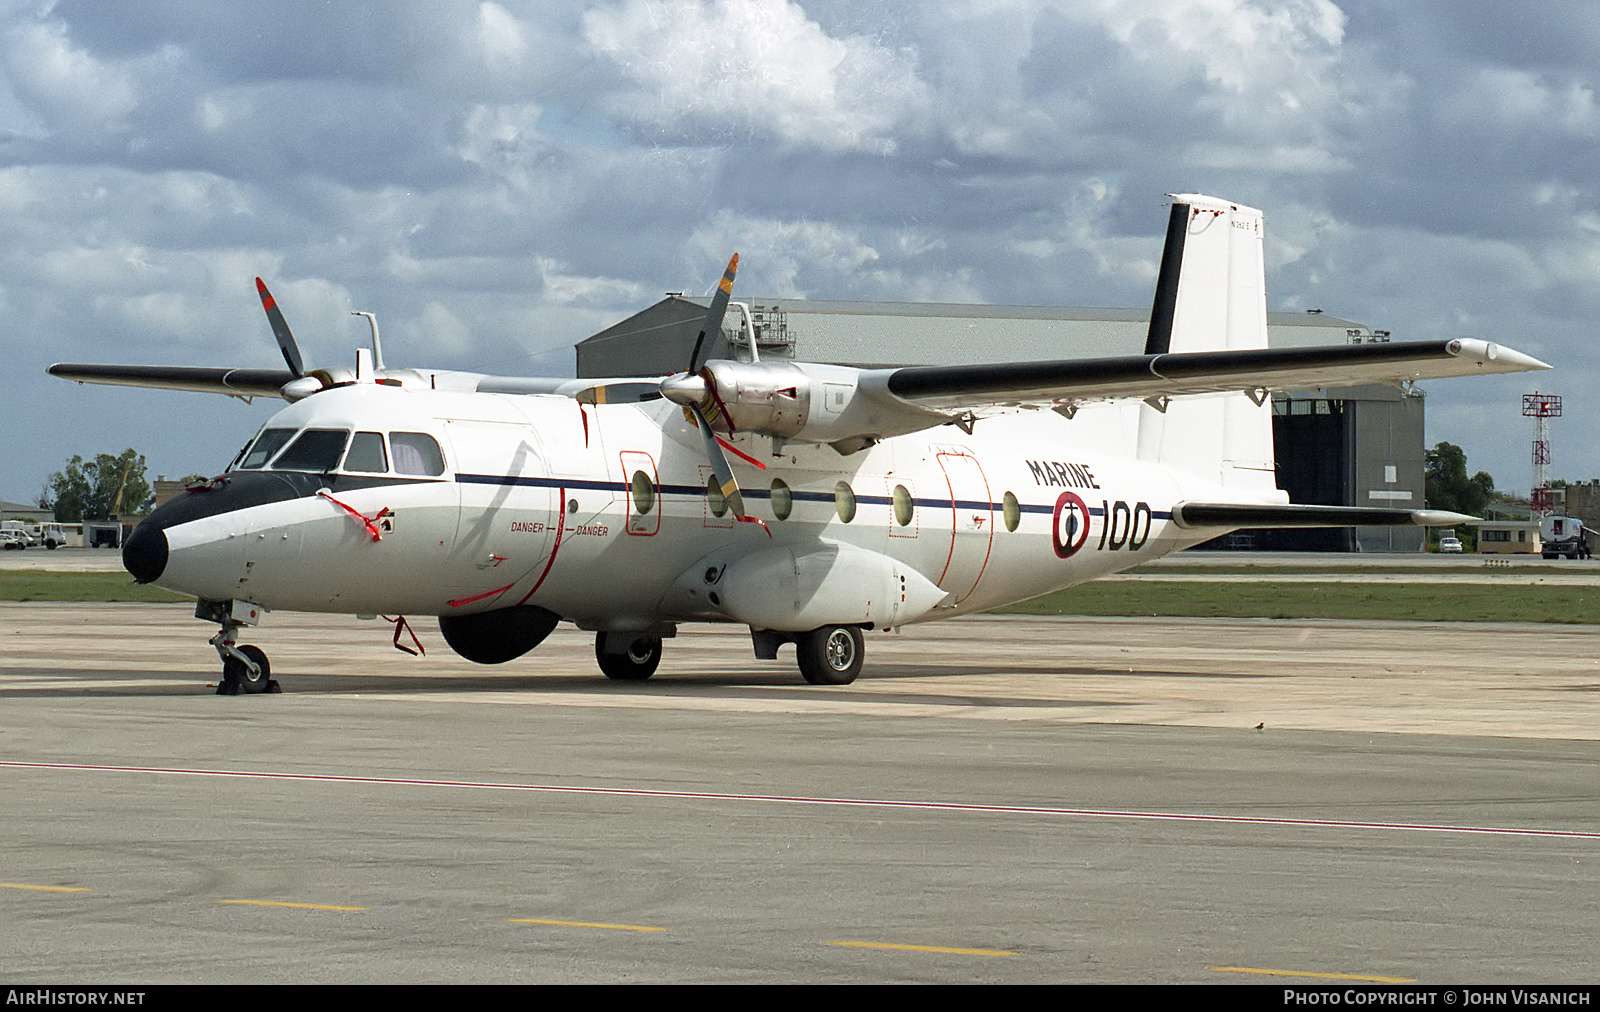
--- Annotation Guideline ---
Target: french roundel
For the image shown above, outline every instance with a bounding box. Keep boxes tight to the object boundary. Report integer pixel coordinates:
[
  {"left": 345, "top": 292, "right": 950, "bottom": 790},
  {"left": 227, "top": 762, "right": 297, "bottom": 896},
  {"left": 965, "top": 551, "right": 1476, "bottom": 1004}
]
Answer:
[{"left": 1051, "top": 491, "right": 1092, "bottom": 559}]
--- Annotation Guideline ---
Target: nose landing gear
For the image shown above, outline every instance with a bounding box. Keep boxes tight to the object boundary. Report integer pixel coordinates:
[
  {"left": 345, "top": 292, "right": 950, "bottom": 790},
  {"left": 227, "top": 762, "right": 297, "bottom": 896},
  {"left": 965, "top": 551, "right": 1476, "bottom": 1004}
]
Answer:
[{"left": 198, "top": 600, "right": 280, "bottom": 695}]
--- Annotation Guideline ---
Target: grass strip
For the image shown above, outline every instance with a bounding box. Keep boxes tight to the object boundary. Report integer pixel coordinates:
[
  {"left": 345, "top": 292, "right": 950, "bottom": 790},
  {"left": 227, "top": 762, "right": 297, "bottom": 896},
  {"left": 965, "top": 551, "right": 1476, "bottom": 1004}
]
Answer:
[
  {"left": 996, "top": 581, "right": 1600, "bottom": 624},
  {"left": 0, "top": 571, "right": 190, "bottom": 603},
  {"left": 5, "top": 570, "right": 1597, "bottom": 624}
]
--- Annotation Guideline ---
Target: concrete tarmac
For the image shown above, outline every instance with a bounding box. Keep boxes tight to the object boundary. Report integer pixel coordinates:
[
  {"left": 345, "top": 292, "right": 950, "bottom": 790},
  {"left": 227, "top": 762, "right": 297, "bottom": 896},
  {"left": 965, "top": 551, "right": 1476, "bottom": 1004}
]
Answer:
[{"left": 2, "top": 603, "right": 1598, "bottom": 984}]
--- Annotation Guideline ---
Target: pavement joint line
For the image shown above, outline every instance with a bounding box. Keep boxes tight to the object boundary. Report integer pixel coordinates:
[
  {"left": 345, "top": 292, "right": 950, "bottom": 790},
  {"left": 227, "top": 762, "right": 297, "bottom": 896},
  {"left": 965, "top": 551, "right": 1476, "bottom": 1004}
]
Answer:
[
  {"left": 217, "top": 899, "right": 368, "bottom": 912},
  {"left": 1, "top": 883, "right": 92, "bottom": 893},
  {"left": 1210, "top": 966, "right": 1416, "bottom": 983},
  {"left": 829, "top": 941, "right": 1016, "bottom": 956},
  {"left": 6, "top": 760, "right": 1599, "bottom": 842},
  {"left": 507, "top": 918, "right": 669, "bottom": 932}
]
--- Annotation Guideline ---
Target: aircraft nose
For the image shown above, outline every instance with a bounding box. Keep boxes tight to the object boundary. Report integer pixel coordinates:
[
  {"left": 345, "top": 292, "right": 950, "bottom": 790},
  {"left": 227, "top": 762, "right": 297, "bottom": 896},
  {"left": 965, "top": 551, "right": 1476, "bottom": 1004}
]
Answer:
[{"left": 122, "top": 522, "right": 168, "bottom": 584}]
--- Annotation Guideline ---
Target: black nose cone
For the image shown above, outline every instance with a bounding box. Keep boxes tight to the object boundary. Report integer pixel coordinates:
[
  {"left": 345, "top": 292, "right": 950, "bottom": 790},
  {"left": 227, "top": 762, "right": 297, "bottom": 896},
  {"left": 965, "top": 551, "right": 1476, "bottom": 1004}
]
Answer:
[{"left": 123, "top": 523, "right": 168, "bottom": 584}]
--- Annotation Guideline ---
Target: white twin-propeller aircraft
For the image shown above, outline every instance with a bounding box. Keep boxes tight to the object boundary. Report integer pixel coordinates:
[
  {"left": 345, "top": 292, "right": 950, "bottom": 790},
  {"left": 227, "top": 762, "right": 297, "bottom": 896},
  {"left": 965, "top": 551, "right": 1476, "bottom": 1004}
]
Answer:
[{"left": 51, "top": 194, "right": 1546, "bottom": 693}]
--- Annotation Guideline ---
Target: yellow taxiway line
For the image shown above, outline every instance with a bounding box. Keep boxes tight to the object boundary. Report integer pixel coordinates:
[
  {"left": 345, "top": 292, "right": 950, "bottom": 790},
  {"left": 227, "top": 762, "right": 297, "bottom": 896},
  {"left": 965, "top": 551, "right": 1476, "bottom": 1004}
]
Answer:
[
  {"left": 508, "top": 918, "right": 669, "bottom": 933},
  {"left": 217, "top": 899, "right": 368, "bottom": 912},
  {"left": 829, "top": 940, "right": 1016, "bottom": 957},
  {"left": 1211, "top": 966, "right": 1416, "bottom": 983}
]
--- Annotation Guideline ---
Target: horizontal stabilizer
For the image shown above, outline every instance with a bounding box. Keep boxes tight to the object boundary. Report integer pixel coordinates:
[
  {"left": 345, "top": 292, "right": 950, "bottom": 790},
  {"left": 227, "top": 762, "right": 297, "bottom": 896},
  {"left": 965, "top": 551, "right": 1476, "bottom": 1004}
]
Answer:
[
  {"left": 1171, "top": 502, "right": 1475, "bottom": 529},
  {"left": 49, "top": 364, "right": 296, "bottom": 399}
]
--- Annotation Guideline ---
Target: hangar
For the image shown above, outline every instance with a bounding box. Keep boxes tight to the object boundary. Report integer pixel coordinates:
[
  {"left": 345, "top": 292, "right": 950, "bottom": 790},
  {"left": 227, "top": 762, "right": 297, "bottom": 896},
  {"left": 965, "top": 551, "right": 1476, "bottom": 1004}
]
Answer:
[{"left": 576, "top": 296, "right": 1426, "bottom": 552}]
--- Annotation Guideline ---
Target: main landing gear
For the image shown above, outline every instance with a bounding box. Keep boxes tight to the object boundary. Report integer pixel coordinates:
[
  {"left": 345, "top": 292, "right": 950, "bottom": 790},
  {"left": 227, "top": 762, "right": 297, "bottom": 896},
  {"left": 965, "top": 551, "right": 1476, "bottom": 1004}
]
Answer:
[
  {"left": 795, "top": 625, "right": 864, "bottom": 685},
  {"left": 198, "top": 600, "right": 280, "bottom": 695},
  {"left": 594, "top": 624, "right": 867, "bottom": 685},
  {"left": 595, "top": 632, "right": 663, "bottom": 681},
  {"left": 749, "top": 624, "right": 867, "bottom": 685}
]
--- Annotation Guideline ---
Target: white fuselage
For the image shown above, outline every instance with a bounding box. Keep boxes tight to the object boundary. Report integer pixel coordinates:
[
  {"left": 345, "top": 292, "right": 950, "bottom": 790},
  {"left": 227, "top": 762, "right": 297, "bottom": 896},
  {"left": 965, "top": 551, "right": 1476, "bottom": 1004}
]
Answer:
[{"left": 150, "top": 383, "right": 1236, "bottom": 630}]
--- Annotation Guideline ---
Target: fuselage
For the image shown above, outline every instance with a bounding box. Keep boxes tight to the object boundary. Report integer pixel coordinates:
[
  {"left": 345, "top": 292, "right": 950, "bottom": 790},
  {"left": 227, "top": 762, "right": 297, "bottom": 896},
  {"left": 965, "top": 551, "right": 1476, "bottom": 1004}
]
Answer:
[{"left": 125, "top": 383, "right": 1235, "bottom": 630}]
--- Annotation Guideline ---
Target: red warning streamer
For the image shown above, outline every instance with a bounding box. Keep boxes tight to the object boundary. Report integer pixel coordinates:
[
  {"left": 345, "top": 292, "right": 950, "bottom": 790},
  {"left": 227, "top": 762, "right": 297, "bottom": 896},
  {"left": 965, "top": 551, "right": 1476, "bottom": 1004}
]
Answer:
[
  {"left": 317, "top": 489, "right": 391, "bottom": 542},
  {"left": 383, "top": 615, "right": 425, "bottom": 656}
]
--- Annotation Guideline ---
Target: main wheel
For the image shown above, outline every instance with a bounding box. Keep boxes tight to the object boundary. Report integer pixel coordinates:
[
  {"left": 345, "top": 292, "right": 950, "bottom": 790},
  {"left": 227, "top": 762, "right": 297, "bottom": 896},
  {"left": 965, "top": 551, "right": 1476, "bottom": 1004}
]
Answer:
[
  {"left": 797, "top": 625, "right": 864, "bottom": 685},
  {"left": 222, "top": 644, "right": 273, "bottom": 694},
  {"left": 596, "top": 634, "right": 661, "bottom": 681}
]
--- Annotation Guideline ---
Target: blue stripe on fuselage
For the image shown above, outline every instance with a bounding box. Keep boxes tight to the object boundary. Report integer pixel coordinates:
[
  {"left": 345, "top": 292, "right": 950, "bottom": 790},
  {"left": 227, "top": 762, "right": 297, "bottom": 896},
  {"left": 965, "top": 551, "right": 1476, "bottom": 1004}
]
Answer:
[{"left": 453, "top": 473, "right": 1171, "bottom": 519}]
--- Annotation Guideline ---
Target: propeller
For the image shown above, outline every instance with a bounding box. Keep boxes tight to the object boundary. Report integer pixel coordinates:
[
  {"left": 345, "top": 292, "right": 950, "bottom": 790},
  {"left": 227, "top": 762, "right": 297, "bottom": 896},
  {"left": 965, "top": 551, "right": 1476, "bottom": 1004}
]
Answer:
[
  {"left": 691, "top": 403, "right": 746, "bottom": 518},
  {"left": 256, "top": 277, "right": 336, "bottom": 401},
  {"left": 677, "top": 254, "right": 757, "bottom": 522},
  {"left": 573, "top": 254, "right": 762, "bottom": 527},
  {"left": 256, "top": 277, "right": 305, "bottom": 377},
  {"left": 688, "top": 252, "right": 738, "bottom": 374}
]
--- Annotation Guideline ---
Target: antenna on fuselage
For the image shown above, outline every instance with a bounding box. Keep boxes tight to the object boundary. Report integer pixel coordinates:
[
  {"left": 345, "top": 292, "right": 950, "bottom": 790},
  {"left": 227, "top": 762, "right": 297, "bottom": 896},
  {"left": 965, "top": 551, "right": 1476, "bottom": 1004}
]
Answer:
[{"left": 352, "top": 311, "right": 384, "bottom": 370}]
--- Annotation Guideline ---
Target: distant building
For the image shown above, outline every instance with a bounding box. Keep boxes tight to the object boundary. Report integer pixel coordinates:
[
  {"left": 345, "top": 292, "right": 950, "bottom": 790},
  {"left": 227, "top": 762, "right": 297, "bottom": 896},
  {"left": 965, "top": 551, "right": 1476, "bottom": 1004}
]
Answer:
[
  {"left": 0, "top": 500, "right": 54, "bottom": 524},
  {"left": 577, "top": 297, "right": 1426, "bottom": 552},
  {"left": 1469, "top": 519, "right": 1540, "bottom": 554}
]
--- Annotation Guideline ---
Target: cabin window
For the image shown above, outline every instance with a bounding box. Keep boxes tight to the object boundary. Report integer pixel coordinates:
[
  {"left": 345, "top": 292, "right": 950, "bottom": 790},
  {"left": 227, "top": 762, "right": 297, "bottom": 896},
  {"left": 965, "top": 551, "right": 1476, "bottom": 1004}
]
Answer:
[
  {"left": 631, "top": 470, "right": 656, "bottom": 515},
  {"left": 706, "top": 475, "right": 728, "bottom": 517},
  {"left": 892, "top": 485, "right": 914, "bottom": 527},
  {"left": 390, "top": 432, "right": 446, "bottom": 476},
  {"left": 835, "top": 481, "right": 857, "bottom": 523},
  {"left": 770, "top": 479, "right": 793, "bottom": 521},
  {"left": 273, "top": 429, "right": 350, "bottom": 472},
  {"left": 238, "top": 428, "right": 296, "bottom": 469},
  {"left": 343, "top": 432, "right": 388, "bottom": 473},
  {"left": 1002, "top": 492, "right": 1021, "bottom": 532}
]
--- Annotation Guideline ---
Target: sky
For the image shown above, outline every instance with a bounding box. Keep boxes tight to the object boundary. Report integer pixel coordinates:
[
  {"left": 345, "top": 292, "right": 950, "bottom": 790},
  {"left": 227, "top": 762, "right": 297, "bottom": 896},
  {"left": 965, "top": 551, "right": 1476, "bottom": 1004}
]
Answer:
[{"left": 3, "top": 0, "right": 1597, "bottom": 506}]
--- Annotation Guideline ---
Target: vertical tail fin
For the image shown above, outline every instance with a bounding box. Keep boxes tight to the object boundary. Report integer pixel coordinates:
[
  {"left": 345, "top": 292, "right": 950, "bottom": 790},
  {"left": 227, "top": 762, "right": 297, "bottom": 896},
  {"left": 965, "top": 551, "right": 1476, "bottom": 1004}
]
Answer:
[{"left": 1136, "top": 194, "right": 1279, "bottom": 494}]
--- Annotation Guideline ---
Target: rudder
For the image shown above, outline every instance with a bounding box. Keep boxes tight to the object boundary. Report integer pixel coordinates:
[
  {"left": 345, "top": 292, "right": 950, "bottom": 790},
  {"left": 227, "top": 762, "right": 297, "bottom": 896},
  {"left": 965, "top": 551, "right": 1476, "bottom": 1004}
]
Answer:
[{"left": 1136, "top": 194, "right": 1279, "bottom": 494}]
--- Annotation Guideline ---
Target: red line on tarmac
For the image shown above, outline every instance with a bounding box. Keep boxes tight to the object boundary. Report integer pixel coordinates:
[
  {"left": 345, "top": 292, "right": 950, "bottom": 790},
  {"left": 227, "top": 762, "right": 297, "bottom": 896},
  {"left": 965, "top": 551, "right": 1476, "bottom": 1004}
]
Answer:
[{"left": 4, "top": 761, "right": 1598, "bottom": 842}]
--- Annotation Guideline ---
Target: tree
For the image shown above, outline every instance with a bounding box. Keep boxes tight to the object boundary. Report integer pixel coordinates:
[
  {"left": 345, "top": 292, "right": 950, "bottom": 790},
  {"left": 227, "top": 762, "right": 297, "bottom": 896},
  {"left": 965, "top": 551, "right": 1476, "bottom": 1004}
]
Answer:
[
  {"left": 1425, "top": 442, "right": 1495, "bottom": 518},
  {"left": 42, "top": 449, "right": 152, "bottom": 522}
]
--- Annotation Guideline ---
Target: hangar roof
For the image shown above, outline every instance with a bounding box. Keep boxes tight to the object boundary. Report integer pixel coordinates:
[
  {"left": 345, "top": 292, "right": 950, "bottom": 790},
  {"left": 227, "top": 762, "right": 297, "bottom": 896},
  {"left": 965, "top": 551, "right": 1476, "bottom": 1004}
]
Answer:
[{"left": 575, "top": 296, "right": 1377, "bottom": 378}]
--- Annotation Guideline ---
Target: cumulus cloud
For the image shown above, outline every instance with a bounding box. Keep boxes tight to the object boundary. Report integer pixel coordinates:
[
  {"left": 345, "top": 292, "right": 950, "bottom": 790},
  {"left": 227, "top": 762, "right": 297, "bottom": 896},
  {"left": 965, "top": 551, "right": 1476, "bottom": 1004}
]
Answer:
[
  {"left": 584, "top": 0, "right": 930, "bottom": 153},
  {"left": 2, "top": 16, "right": 139, "bottom": 127}
]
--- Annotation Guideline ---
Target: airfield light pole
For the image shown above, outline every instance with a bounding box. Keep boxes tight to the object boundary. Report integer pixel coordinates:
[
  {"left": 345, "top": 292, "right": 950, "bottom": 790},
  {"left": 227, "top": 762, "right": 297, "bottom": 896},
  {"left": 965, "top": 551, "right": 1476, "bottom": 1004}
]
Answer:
[{"left": 1524, "top": 392, "right": 1562, "bottom": 516}]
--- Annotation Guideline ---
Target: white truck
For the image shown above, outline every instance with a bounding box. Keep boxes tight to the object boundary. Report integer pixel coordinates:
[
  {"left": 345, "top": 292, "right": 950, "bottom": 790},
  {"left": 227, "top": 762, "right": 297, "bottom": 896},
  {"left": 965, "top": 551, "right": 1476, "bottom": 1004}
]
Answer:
[
  {"left": 1540, "top": 515, "right": 1588, "bottom": 559},
  {"left": 0, "top": 522, "right": 66, "bottom": 549},
  {"left": 33, "top": 523, "right": 66, "bottom": 549}
]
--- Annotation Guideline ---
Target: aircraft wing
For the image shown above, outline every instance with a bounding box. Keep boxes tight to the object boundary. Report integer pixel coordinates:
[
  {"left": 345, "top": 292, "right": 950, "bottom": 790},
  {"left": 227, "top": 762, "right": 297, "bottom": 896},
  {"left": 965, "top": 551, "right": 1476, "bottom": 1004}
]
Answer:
[
  {"left": 872, "top": 338, "right": 1547, "bottom": 411},
  {"left": 48, "top": 363, "right": 298, "bottom": 399}
]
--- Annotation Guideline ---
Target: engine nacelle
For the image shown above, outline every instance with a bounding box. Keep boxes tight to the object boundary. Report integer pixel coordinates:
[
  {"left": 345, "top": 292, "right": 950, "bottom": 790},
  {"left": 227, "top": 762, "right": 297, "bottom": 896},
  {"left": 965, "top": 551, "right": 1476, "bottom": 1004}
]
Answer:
[
  {"left": 661, "top": 361, "right": 948, "bottom": 449},
  {"left": 438, "top": 605, "right": 561, "bottom": 664}
]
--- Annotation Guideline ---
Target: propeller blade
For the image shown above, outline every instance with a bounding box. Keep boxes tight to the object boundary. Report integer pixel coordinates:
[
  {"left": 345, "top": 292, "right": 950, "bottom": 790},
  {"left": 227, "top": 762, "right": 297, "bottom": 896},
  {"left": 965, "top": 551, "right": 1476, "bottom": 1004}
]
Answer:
[
  {"left": 690, "top": 403, "right": 746, "bottom": 519},
  {"left": 686, "top": 253, "right": 738, "bottom": 374},
  {"left": 255, "top": 277, "right": 305, "bottom": 378}
]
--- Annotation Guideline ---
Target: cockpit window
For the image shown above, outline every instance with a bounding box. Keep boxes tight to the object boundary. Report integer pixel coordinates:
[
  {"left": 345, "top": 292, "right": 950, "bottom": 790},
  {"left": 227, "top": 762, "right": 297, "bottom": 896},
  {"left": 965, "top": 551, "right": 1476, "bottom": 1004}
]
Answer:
[
  {"left": 343, "top": 431, "right": 388, "bottom": 473},
  {"left": 238, "top": 428, "right": 296, "bottom": 470},
  {"left": 272, "top": 429, "right": 350, "bottom": 472},
  {"left": 390, "top": 432, "right": 446, "bottom": 476}
]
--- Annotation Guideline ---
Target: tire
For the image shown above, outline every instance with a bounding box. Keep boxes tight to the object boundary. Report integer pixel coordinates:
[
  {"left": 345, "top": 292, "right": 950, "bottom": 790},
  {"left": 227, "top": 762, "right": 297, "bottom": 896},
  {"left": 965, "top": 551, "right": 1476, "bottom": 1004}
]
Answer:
[
  {"left": 223, "top": 644, "right": 272, "bottom": 694},
  {"left": 796, "top": 625, "right": 864, "bottom": 685},
  {"left": 596, "top": 634, "right": 661, "bottom": 681}
]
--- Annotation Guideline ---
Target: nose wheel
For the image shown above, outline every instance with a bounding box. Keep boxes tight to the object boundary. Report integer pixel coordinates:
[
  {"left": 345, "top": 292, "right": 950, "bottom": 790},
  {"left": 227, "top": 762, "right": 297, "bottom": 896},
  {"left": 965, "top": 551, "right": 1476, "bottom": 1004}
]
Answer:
[
  {"left": 219, "top": 643, "right": 276, "bottom": 695},
  {"left": 200, "top": 600, "right": 280, "bottom": 695}
]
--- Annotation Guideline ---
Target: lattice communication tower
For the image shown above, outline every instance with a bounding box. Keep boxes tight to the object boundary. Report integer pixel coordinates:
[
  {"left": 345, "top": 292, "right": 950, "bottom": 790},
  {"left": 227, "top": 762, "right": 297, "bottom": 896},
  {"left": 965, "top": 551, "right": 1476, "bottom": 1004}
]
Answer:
[{"left": 1524, "top": 392, "right": 1562, "bottom": 515}]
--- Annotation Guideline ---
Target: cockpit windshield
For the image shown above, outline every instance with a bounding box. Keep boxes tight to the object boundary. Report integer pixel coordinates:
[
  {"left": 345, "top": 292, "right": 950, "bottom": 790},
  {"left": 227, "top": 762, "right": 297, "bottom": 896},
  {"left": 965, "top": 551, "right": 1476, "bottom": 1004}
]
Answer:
[
  {"left": 237, "top": 428, "right": 296, "bottom": 470},
  {"left": 272, "top": 429, "right": 351, "bottom": 472},
  {"left": 232, "top": 426, "right": 445, "bottom": 476}
]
